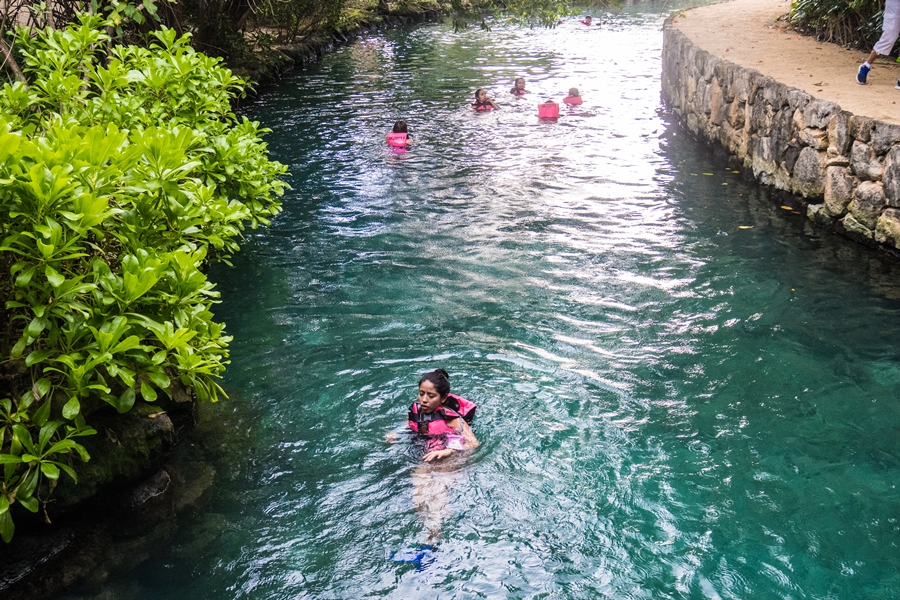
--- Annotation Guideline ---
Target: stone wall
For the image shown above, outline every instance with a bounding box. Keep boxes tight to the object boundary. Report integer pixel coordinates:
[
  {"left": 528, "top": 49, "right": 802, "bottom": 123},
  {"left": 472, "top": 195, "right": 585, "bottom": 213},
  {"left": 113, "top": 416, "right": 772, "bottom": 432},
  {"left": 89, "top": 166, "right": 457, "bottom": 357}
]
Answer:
[{"left": 662, "top": 15, "right": 900, "bottom": 253}]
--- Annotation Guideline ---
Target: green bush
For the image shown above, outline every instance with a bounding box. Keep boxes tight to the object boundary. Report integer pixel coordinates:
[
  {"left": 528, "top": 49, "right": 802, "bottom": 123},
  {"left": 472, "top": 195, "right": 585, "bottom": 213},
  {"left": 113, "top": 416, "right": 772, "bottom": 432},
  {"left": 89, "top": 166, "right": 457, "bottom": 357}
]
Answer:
[
  {"left": 0, "top": 13, "right": 286, "bottom": 542},
  {"left": 790, "top": 0, "right": 892, "bottom": 52}
]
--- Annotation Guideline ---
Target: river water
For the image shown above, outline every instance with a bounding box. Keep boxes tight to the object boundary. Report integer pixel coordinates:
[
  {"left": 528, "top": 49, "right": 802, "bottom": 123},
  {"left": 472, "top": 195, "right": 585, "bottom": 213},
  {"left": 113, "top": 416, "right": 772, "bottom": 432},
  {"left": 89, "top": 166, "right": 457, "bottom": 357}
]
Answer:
[{"left": 81, "top": 2, "right": 900, "bottom": 598}]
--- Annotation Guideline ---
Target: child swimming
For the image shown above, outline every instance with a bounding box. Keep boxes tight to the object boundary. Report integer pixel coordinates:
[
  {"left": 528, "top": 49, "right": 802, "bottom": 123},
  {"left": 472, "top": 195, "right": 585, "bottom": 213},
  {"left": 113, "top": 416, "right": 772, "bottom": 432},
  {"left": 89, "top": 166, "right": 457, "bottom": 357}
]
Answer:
[
  {"left": 581, "top": 15, "right": 592, "bottom": 25},
  {"left": 407, "top": 369, "right": 478, "bottom": 462},
  {"left": 386, "top": 119, "right": 410, "bottom": 149},
  {"left": 472, "top": 88, "right": 500, "bottom": 111},
  {"left": 510, "top": 77, "right": 530, "bottom": 96},
  {"left": 563, "top": 87, "right": 583, "bottom": 105}
]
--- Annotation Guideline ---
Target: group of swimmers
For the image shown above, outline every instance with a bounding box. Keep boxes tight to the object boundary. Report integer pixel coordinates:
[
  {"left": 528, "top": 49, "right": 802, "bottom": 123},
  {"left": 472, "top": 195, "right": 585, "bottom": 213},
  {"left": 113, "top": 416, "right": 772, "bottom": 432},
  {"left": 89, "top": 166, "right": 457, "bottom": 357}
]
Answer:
[{"left": 385, "top": 76, "right": 585, "bottom": 151}]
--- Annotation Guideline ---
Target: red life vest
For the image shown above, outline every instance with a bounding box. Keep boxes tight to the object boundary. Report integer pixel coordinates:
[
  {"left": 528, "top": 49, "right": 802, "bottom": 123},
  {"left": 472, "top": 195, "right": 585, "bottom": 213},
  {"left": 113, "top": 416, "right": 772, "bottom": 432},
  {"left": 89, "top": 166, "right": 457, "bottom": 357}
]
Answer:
[
  {"left": 511, "top": 88, "right": 529, "bottom": 96},
  {"left": 563, "top": 96, "right": 583, "bottom": 105},
  {"left": 472, "top": 101, "right": 493, "bottom": 111}
]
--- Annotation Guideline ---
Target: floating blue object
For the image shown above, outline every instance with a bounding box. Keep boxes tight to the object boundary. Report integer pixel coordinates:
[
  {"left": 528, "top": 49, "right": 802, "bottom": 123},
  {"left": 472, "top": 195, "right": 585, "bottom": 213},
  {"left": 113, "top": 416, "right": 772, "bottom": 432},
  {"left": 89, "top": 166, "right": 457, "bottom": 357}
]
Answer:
[{"left": 391, "top": 545, "right": 435, "bottom": 568}]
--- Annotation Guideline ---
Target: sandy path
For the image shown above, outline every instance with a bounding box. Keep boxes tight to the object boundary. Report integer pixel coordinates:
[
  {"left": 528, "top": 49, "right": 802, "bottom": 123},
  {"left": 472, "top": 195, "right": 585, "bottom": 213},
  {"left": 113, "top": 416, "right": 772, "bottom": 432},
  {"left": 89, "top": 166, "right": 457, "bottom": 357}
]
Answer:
[{"left": 672, "top": 0, "right": 900, "bottom": 123}]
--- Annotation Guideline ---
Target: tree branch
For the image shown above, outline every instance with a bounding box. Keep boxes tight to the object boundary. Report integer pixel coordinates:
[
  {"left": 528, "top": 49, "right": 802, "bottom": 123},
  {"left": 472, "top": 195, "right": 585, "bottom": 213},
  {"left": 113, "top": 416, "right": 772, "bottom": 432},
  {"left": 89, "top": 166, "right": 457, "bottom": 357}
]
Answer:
[{"left": 0, "top": 37, "right": 26, "bottom": 84}]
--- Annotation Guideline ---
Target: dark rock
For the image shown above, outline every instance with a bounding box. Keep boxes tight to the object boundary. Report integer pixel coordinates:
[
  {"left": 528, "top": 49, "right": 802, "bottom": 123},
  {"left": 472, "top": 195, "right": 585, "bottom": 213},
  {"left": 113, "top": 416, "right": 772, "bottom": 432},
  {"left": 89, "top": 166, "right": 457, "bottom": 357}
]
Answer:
[
  {"left": 875, "top": 208, "right": 900, "bottom": 248},
  {"left": 871, "top": 122, "right": 900, "bottom": 155}
]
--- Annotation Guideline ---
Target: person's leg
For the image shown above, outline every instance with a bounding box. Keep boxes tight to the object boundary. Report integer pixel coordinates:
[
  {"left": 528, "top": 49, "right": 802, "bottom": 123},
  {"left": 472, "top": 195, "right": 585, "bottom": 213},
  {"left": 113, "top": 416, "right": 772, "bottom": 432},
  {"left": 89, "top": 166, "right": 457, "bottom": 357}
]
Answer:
[{"left": 859, "top": 0, "right": 900, "bottom": 84}]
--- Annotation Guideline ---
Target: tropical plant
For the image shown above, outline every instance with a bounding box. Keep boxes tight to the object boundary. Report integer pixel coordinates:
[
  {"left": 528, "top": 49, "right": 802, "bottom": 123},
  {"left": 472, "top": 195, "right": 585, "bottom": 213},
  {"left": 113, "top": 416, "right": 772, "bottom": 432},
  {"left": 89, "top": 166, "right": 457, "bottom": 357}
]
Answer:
[
  {"left": 0, "top": 13, "right": 286, "bottom": 542},
  {"left": 790, "top": 0, "right": 893, "bottom": 52}
]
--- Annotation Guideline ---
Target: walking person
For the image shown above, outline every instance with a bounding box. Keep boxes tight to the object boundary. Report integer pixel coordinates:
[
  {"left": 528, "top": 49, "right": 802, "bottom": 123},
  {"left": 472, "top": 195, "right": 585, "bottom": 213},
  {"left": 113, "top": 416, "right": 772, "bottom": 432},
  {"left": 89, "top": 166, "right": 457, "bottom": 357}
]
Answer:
[{"left": 856, "top": 0, "right": 900, "bottom": 87}]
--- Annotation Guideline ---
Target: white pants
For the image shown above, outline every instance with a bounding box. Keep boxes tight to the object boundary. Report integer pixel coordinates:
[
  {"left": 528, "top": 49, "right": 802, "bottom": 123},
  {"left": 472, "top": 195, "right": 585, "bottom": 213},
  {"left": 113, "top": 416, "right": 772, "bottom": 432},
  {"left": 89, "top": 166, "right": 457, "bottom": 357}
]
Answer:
[{"left": 874, "top": 0, "right": 900, "bottom": 55}]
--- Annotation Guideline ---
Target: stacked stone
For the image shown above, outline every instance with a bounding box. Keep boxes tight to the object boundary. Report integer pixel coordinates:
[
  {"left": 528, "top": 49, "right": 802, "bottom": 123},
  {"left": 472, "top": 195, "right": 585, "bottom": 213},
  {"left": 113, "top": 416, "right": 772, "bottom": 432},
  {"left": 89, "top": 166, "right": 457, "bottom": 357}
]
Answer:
[{"left": 661, "top": 16, "right": 900, "bottom": 252}]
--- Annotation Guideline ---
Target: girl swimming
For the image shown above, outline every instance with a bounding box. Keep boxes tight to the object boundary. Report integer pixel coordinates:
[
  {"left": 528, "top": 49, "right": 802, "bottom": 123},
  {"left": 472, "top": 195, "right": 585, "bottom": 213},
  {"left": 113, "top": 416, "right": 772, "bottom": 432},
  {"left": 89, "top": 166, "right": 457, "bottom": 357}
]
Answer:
[
  {"left": 407, "top": 369, "right": 478, "bottom": 462},
  {"left": 510, "top": 77, "right": 530, "bottom": 96},
  {"left": 386, "top": 119, "right": 410, "bottom": 149},
  {"left": 472, "top": 88, "right": 500, "bottom": 111}
]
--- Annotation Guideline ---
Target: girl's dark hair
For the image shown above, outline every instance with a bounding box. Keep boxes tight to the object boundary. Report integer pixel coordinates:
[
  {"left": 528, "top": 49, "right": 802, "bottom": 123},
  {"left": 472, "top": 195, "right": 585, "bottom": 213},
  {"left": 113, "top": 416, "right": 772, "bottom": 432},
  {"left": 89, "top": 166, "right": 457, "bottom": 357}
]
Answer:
[
  {"left": 392, "top": 119, "right": 408, "bottom": 133},
  {"left": 474, "top": 88, "right": 485, "bottom": 100},
  {"left": 419, "top": 368, "right": 450, "bottom": 397}
]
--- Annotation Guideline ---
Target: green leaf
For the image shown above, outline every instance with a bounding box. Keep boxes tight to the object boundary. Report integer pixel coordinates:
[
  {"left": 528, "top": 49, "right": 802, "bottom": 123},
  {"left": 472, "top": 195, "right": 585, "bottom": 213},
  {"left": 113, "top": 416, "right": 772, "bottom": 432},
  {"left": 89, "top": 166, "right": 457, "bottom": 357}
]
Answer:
[
  {"left": 140, "top": 380, "right": 158, "bottom": 402},
  {"left": 40, "top": 462, "right": 60, "bottom": 480},
  {"left": 0, "top": 455, "right": 23, "bottom": 465},
  {"left": 62, "top": 397, "right": 81, "bottom": 419},
  {"left": 25, "top": 349, "right": 54, "bottom": 367},
  {"left": 0, "top": 510, "right": 14, "bottom": 543},
  {"left": 45, "top": 265, "right": 65, "bottom": 288},
  {"left": 32, "top": 399, "right": 52, "bottom": 427},
  {"left": 19, "top": 495, "right": 39, "bottom": 513},
  {"left": 117, "top": 387, "right": 136, "bottom": 413}
]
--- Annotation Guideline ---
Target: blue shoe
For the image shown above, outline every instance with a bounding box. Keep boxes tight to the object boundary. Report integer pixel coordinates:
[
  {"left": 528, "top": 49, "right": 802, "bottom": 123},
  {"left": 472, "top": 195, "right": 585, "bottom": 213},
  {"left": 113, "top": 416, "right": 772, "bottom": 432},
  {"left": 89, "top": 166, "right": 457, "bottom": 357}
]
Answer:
[
  {"left": 896, "top": 79, "right": 900, "bottom": 90},
  {"left": 391, "top": 545, "right": 435, "bottom": 567},
  {"left": 857, "top": 63, "right": 870, "bottom": 85}
]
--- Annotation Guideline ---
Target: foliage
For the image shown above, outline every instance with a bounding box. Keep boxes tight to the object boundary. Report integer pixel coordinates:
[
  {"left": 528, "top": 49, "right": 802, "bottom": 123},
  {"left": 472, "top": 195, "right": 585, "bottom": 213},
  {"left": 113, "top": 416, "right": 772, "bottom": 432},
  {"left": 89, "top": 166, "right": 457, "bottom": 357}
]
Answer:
[
  {"left": 0, "top": 13, "right": 286, "bottom": 542},
  {"left": 789, "top": 0, "right": 893, "bottom": 52}
]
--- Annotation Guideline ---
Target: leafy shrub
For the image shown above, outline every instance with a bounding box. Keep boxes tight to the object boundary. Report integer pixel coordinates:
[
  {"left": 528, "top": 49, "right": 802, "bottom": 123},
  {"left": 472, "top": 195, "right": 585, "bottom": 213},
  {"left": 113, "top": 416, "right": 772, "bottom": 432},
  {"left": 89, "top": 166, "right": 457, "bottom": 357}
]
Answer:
[
  {"left": 790, "top": 0, "right": 894, "bottom": 52},
  {"left": 0, "top": 13, "right": 286, "bottom": 542}
]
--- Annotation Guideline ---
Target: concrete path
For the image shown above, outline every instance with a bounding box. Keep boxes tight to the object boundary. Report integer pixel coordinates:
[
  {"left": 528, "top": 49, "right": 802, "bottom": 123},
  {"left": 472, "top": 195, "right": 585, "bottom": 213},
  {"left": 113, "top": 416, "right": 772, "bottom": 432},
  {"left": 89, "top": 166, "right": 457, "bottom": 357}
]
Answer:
[{"left": 672, "top": 0, "right": 900, "bottom": 124}]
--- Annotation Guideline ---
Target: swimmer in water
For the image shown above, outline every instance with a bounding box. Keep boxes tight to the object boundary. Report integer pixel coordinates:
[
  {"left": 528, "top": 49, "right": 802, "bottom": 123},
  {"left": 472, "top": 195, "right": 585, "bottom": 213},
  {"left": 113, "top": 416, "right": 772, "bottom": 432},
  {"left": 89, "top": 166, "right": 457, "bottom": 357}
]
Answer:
[
  {"left": 581, "top": 15, "right": 592, "bottom": 25},
  {"left": 386, "top": 119, "right": 411, "bottom": 149},
  {"left": 510, "top": 77, "right": 530, "bottom": 96},
  {"left": 386, "top": 368, "right": 479, "bottom": 541},
  {"left": 563, "top": 87, "right": 583, "bottom": 105},
  {"left": 472, "top": 88, "right": 500, "bottom": 111}
]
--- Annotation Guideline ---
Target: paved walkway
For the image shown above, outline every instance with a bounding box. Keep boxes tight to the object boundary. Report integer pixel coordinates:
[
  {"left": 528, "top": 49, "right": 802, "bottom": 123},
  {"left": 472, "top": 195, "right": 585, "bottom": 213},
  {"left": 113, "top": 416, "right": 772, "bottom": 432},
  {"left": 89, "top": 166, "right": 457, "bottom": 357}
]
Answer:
[{"left": 672, "top": 0, "right": 900, "bottom": 124}]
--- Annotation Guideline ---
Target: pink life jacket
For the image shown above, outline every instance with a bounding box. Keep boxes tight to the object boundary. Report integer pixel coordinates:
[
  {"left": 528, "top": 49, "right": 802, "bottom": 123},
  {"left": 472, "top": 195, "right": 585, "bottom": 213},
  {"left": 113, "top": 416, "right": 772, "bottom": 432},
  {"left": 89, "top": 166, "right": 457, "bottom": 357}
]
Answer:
[
  {"left": 408, "top": 394, "right": 477, "bottom": 453},
  {"left": 511, "top": 88, "right": 529, "bottom": 96},
  {"left": 563, "top": 96, "right": 583, "bottom": 105},
  {"left": 472, "top": 101, "right": 493, "bottom": 111},
  {"left": 407, "top": 394, "right": 477, "bottom": 434},
  {"left": 387, "top": 132, "right": 408, "bottom": 148},
  {"left": 538, "top": 102, "right": 560, "bottom": 119}
]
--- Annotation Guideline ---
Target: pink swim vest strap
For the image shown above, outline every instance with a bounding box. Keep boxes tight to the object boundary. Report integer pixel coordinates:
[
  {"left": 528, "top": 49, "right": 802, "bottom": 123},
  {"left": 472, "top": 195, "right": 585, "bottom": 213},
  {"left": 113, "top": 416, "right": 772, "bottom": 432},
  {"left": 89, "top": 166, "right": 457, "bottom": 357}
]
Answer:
[{"left": 387, "top": 132, "right": 408, "bottom": 148}]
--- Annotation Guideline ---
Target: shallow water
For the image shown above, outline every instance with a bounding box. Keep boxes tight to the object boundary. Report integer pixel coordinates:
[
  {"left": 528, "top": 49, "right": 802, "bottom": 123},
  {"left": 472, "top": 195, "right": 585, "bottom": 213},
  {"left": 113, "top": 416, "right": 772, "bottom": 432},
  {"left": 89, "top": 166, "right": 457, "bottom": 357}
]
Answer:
[{"left": 85, "top": 2, "right": 900, "bottom": 598}]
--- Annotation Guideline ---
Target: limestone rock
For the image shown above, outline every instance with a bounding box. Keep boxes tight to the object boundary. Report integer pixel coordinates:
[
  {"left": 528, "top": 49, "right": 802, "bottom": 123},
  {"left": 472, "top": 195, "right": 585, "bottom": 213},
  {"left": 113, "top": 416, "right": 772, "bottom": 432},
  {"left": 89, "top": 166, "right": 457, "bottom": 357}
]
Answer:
[
  {"left": 800, "top": 127, "right": 829, "bottom": 150},
  {"left": 882, "top": 146, "right": 900, "bottom": 207},
  {"left": 874, "top": 208, "right": 900, "bottom": 248},
  {"left": 727, "top": 97, "right": 745, "bottom": 129},
  {"left": 710, "top": 77, "right": 725, "bottom": 124},
  {"left": 848, "top": 115, "right": 874, "bottom": 143},
  {"left": 841, "top": 213, "right": 875, "bottom": 241},
  {"left": 850, "top": 141, "right": 884, "bottom": 181},
  {"left": 807, "top": 203, "right": 835, "bottom": 225},
  {"left": 787, "top": 89, "right": 811, "bottom": 111},
  {"left": 849, "top": 180, "right": 887, "bottom": 229},
  {"left": 827, "top": 111, "right": 851, "bottom": 155},
  {"left": 792, "top": 146, "right": 825, "bottom": 197},
  {"left": 803, "top": 99, "right": 841, "bottom": 129},
  {"left": 823, "top": 166, "right": 857, "bottom": 216},
  {"left": 871, "top": 122, "right": 900, "bottom": 154}
]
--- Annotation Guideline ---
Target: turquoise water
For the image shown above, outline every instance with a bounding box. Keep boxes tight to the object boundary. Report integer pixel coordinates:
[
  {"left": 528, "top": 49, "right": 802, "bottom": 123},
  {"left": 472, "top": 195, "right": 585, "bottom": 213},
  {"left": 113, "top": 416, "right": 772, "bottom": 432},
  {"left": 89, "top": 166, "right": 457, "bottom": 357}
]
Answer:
[{"left": 85, "top": 3, "right": 900, "bottom": 598}]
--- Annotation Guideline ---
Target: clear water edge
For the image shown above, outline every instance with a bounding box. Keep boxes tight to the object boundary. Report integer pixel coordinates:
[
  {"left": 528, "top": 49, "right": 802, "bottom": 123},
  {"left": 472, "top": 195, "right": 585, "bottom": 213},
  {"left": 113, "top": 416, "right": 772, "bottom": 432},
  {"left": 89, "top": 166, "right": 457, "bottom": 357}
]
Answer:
[{"left": 70, "top": 2, "right": 900, "bottom": 599}]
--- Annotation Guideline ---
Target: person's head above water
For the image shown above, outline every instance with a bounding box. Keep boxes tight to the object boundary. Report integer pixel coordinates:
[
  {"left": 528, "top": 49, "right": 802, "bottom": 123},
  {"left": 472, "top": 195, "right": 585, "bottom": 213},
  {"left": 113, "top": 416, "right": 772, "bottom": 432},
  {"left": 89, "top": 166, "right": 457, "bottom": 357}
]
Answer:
[
  {"left": 514, "top": 77, "right": 526, "bottom": 90},
  {"left": 418, "top": 368, "right": 450, "bottom": 413},
  {"left": 392, "top": 119, "right": 408, "bottom": 133},
  {"left": 475, "top": 88, "right": 487, "bottom": 101},
  {"left": 568, "top": 87, "right": 580, "bottom": 97},
  {"left": 582, "top": 15, "right": 592, "bottom": 25}
]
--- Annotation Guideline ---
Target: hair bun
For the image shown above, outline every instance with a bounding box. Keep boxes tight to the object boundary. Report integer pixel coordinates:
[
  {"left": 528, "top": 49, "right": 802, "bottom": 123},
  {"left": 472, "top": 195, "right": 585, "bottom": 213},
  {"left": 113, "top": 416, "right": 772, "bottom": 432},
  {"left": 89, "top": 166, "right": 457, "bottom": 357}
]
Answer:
[{"left": 434, "top": 368, "right": 449, "bottom": 380}]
